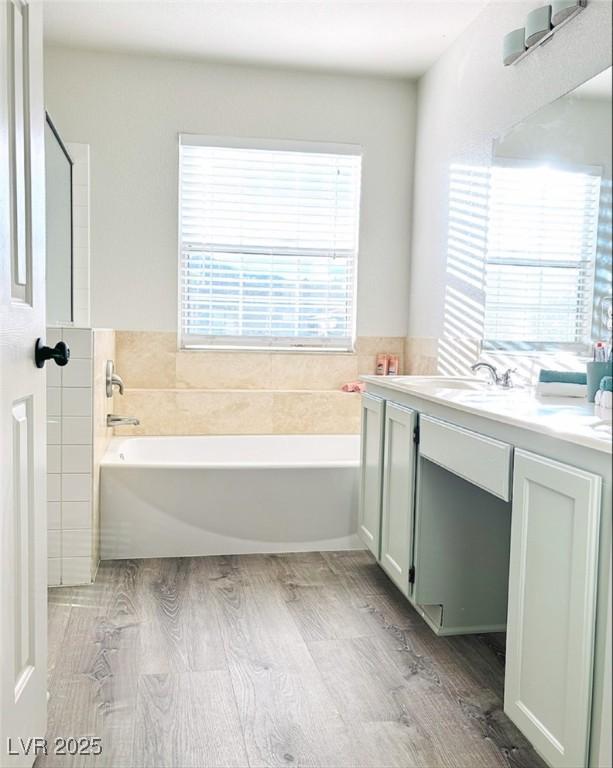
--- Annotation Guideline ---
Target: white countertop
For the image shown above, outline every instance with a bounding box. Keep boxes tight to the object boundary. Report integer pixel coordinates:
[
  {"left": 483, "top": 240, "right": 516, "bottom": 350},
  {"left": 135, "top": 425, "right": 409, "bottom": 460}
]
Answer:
[{"left": 361, "top": 375, "right": 613, "bottom": 454}]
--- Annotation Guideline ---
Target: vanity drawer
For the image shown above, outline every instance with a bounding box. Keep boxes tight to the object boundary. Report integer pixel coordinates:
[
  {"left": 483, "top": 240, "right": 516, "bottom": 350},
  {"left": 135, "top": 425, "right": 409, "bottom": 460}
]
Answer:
[{"left": 420, "top": 416, "right": 512, "bottom": 501}]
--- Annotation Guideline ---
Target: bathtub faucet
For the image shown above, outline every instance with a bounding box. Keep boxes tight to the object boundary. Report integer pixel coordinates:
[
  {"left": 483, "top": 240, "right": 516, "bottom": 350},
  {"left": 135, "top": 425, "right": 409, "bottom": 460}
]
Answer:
[{"left": 107, "top": 414, "right": 140, "bottom": 427}]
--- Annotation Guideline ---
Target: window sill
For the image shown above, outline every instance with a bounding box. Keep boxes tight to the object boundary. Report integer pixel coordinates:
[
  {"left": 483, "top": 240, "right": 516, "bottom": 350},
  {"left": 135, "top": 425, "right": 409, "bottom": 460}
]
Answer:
[
  {"left": 481, "top": 342, "right": 591, "bottom": 358},
  {"left": 181, "top": 344, "right": 356, "bottom": 355}
]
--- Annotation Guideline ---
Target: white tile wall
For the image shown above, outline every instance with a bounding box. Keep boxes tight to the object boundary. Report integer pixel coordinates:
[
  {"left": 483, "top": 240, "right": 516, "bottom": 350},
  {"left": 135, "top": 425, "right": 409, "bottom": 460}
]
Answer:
[
  {"left": 62, "top": 557, "right": 92, "bottom": 585},
  {"left": 47, "top": 473, "right": 61, "bottom": 503},
  {"left": 46, "top": 326, "right": 95, "bottom": 587},
  {"left": 47, "top": 501, "right": 61, "bottom": 529},
  {"left": 62, "top": 473, "right": 92, "bottom": 502},
  {"left": 48, "top": 530, "right": 61, "bottom": 559},
  {"left": 62, "top": 416, "right": 92, "bottom": 445},
  {"left": 63, "top": 358, "right": 92, "bottom": 388},
  {"left": 47, "top": 387, "right": 61, "bottom": 416},
  {"left": 62, "top": 387, "right": 92, "bottom": 416},
  {"left": 62, "top": 501, "right": 91, "bottom": 528},
  {"left": 48, "top": 559, "right": 61, "bottom": 587},
  {"left": 64, "top": 328, "right": 92, "bottom": 358},
  {"left": 47, "top": 328, "right": 63, "bottom": 346},
  {"left": 62, "top": 529, "right": 92, "bottom": 558},
  {"left": 47, "top": 362, "right": 61, "bottom": 387},
  {"left": 62, "top": 445, "right": 92, "bottom": 474},
  {"left": 48, "top": 417, "right": 61, "bottom": 444},
  {"left": 47, "top": 445, "right": 61, "bottom": 474}
]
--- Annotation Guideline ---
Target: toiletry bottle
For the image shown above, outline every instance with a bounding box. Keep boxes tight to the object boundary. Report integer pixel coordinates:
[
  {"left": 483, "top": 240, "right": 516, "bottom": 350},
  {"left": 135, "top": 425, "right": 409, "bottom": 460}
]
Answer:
[
  {"left": 376, "top": 353, "right": 389, "bottom": 376},
  {"left": 387, "top": 355, "right": 399, "bottom": 376}
]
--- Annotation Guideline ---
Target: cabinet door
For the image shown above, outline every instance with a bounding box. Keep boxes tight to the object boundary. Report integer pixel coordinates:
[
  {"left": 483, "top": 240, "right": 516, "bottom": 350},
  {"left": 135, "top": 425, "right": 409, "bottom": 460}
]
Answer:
[
  {"left": 505, "top": 449, "right": 601, "bottom": 768},
  {"left": 380, "top": 403, "right": 417, "bottom": 595},
  {"left": 358, "top": 394, "right": 385, "bottom": 558}
]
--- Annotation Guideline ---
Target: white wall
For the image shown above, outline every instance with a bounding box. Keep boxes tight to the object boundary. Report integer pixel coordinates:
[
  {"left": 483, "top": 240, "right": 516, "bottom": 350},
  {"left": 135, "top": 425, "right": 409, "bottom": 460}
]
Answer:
[
  {"left": 409, "top": 0, "right": 612, "bottom": 340},
  {"left": 43, "top": 47, "right": 416, "bottom": 336}
]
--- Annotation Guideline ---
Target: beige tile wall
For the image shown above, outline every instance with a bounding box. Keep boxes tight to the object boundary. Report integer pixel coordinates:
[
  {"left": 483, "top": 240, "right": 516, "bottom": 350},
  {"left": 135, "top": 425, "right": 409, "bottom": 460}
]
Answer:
[
  {"left": 404, "top": 337, "right": 439, "bottom": 375},
  {"left": 113, "top": 333, "right": 405, "bottom": 435}
]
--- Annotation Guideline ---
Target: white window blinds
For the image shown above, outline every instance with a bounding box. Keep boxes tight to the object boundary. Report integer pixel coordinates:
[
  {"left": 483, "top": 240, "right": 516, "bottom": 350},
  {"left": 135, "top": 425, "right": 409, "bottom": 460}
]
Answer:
[
  {"left": 484, "top": 162, "right": 601, "bottom": 348},
  {"left": 179, "top": 136, "right": 361, "bottom": 350}
]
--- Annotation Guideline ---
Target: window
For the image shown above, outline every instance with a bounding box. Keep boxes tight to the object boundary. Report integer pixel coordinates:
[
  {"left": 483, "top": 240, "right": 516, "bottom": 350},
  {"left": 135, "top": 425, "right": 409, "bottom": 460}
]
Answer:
[
  {"left": 179, "top": 135, "right": 362, "bottom": 350},
  {"left": 483, "top": 161, "right": 601, "bottom": 350}
]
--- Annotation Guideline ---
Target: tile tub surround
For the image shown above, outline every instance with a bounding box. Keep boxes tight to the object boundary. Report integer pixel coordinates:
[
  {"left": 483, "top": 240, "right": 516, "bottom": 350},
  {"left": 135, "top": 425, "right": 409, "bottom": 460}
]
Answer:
[
  {"left": 112, "top": 332, "right": 405, "bottom": 436},
  {"left": 46, "top": 326, "right": 115, "bottom": 586},
  {"left": 404, "top": 337, "right": 439, "bottom": 375}
]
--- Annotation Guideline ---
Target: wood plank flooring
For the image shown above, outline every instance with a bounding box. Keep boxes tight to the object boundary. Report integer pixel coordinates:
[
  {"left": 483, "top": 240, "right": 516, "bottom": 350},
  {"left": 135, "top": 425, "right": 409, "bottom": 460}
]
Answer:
[{"left": 39, "top": 552, "right": 546, "bottom": 768}]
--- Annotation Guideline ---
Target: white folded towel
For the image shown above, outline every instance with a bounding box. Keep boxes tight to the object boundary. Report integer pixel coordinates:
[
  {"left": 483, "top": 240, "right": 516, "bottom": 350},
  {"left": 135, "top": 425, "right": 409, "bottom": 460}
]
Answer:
[
  {"left": 595, "top": 390, "right": 612, "bottom": 409},
  {"left": 536, "top": 382, "right": 587, "bottom": 398}
]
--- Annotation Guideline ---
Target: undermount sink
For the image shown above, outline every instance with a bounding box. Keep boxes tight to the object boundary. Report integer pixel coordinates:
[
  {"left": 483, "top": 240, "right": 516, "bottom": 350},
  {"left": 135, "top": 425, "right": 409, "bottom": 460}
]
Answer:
[{"left": 387, "top": 376, "right": 490, "bottom": 391}]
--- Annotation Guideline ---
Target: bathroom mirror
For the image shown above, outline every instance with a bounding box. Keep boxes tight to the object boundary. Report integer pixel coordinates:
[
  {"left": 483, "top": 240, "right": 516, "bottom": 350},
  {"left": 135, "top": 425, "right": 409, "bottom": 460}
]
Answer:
[
  {"left": 45, "top": 113, "right": 73, "bottom": 325},
  {"left": 484, "top": 66, "right": 612, "bottom": 352}
]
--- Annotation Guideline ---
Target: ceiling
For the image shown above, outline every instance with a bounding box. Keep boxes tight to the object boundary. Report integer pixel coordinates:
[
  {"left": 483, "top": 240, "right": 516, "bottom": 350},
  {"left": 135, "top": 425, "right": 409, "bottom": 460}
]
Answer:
[{"left": 42, "top": 0, "right": 489, "bottom": 78}]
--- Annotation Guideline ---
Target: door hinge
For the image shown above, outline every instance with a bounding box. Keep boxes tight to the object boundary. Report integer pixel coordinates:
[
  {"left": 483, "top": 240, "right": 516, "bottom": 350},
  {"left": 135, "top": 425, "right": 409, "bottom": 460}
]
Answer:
[
  {"left": 408, "top": 566, "right": 416, "bottom": 584},
  {"left": 413, "top": 425, "right": 420, "bottom": 445}
]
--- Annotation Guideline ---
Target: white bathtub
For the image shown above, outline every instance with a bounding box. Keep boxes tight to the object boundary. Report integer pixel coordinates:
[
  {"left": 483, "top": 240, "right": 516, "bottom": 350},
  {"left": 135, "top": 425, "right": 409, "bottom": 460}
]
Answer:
[{"left": 100, "top": 435, "right": 361, "bottom": 559}]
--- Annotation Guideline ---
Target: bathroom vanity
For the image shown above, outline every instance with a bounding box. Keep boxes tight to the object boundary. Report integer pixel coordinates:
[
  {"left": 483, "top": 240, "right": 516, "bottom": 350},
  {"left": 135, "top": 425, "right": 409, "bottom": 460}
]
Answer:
[{"left": 359, "top": 375, "right": 612, "bottom": 768}]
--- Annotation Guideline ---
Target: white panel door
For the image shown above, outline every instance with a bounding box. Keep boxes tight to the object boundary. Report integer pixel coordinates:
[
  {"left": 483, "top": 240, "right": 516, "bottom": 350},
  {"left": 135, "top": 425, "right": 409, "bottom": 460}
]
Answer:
[
  {"left": 380, "top": 403, "right": 416, "bottom": 595},
  {"left": 505, "top": 449, "right": 601, "bottom": 768},
  {"left": 0, "top": 1, "right": 48, "bottom": 765},
  {"left": 358, "top": 394, "right": 385, "bottom": 558}
]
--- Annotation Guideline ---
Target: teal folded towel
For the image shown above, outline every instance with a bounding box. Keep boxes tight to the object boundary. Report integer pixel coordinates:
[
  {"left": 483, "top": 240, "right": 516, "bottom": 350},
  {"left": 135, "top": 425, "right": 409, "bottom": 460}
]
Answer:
[
  {"left": 539, "top": 369, "right": 587, "bottom": 385},
  {"left": 600, "top": 376, "right": 613, "bottom": 392}
]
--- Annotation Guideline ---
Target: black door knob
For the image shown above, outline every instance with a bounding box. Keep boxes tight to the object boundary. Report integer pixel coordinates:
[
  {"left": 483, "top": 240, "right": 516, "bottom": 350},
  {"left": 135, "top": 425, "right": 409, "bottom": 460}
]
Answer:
[{"left": 35, "top": 338, "right": 71, "bottom": 368}]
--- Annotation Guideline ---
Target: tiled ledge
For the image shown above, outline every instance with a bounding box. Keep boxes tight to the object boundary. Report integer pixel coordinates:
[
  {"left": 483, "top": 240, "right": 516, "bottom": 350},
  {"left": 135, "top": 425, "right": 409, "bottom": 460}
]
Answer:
[{"left": 114, "top": 387, "right": 362, "bottom": 435}]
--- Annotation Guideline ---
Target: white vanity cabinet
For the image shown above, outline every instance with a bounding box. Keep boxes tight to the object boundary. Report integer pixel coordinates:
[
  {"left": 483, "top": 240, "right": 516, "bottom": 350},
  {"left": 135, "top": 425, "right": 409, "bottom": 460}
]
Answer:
[
  {"left": 379, "top": 402, "right": 417, "bottom": 595},
  {"left": 505, "top": 450, "right": 602, "bottom": 768},
  {"left": 359, "top": 396, "right": 418, "bottom": 590},
  {"left": 358, "top": 382, "right": 611, "bottom": 768},
  {"left": 358, "top": 394, "right": 385, "bottom": 557}
]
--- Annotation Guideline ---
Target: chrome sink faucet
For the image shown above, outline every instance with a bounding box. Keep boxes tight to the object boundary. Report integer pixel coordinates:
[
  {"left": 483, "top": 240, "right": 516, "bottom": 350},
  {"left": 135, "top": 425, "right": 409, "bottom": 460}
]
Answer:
[{"left": 470, "top": 361, "right": 517, "bottom": 389}]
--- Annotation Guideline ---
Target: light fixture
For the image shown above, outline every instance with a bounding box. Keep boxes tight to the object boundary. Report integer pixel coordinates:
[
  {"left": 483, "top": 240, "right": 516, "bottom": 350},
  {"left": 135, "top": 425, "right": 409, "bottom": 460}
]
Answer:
[
  {"left": 503, "top": 0, "right": 587, "bottom": 66},
  {"left": 552, "top": 0, "right": 585, "bottom": 25},
  {"left": 525, "top": 5, "right": 552, "bottom": 47},
  {"left": 503, "top": 28, "right": 527, "bottom": 66}
]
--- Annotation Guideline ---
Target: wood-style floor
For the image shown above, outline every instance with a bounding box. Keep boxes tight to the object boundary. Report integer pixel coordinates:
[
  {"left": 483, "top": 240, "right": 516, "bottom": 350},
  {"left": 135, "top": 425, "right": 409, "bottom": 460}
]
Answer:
[{"left": 40, "top": 552, "right": 546, "bottom": 768}]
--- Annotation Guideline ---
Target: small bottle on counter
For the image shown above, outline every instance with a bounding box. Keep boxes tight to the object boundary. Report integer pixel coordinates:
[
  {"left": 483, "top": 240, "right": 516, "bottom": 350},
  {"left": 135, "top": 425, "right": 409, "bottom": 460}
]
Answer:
[
  {"left": 387, "top": 354, "right": 400, "bottom": 376},
  {"left": 376, "top": 353, "right": 389, "bottom": 375}
]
